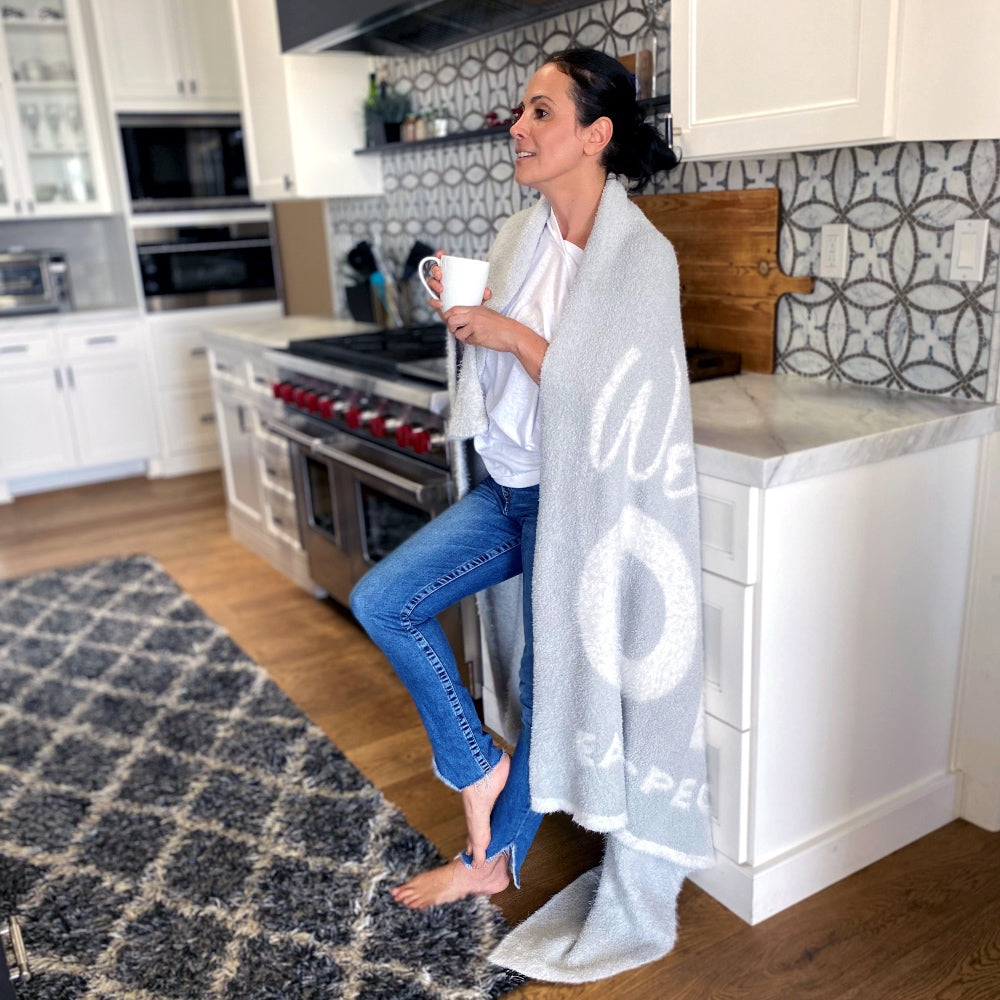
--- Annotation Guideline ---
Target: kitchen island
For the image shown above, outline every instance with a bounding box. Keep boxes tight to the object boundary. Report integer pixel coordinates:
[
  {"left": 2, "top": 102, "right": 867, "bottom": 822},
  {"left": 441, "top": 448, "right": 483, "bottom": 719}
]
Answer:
[
  {"left": 686, "top": 372, "right": 996, "bottom": 924},
  {"left": 202, "top": 315, "right": 998, "bottom": 925}
]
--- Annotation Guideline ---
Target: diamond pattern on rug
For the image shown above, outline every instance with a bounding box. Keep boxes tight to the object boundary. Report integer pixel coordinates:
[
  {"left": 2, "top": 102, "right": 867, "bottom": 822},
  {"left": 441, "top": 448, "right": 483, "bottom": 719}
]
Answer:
[{"left": 0, "top": 555, "right": 525, "bottom": 1000}]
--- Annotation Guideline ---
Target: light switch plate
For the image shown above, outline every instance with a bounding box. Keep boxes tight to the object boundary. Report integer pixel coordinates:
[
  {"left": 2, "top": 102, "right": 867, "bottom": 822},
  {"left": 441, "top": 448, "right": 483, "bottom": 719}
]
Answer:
[
  {"left": 819, "top": 224, "right": 849, "bottom": 279},
  {"left": 949, "top": 219, "right": 989, "bottom": 282}
]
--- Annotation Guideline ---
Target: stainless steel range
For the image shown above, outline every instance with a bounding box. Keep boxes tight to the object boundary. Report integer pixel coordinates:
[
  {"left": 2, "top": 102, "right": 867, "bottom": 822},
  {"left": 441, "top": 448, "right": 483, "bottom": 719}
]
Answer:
[{"left": 264, "top": 324, "right": 480, "bottom": 686}]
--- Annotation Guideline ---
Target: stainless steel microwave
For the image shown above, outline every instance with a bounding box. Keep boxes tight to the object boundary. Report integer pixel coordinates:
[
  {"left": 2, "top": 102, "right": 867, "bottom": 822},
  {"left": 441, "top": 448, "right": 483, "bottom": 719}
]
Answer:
[
  {"left": 119, "top": 113, "right": 258, "bottom": 212},
  {"left": 0, "top": 250, "right": 72, "bottom": 316}
]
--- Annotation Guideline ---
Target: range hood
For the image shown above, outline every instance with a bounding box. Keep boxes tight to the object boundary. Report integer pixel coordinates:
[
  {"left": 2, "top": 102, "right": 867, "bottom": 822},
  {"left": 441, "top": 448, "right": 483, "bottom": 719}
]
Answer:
[{"left": 277, "top": 0, "right": 594, "bottom": 56}]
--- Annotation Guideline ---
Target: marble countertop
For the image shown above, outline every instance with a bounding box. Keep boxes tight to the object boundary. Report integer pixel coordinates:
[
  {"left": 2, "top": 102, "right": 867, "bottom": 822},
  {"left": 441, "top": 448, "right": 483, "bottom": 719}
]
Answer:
[
  {"left": 201, "top": 314, "right": 378, "bottom": 350},
  {"left": 692, "top": 373, "right": 998, "bottom": 488}
]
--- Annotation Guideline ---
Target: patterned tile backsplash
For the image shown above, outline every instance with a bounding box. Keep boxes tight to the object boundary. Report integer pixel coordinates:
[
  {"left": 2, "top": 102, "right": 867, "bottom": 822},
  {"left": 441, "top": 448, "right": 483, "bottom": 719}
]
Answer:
[{"left": 327, "top": 0, "right": 1000, "bottom": 401}]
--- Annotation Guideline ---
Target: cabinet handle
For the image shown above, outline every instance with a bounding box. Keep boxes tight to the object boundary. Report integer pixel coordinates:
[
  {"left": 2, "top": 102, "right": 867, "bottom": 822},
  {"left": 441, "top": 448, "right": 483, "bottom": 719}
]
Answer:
[
  {"left": 177, "top": 79, "right": 185, "bottom": 94},
  {"left": 237, "top": 405, "right": 248, "bottom": 434},
  {"left": 0, "top": 344, "right": 29, "bottom": 355},
  {"left": 27, "top": 201, "right": 34, "bottom": 213},
  {"left": 54, "top": 367, "right": 63, "bottom": 390},
  {"left": 13, "top": 199, "right": 21, "bottom": 214},
  {"left": 66, "top": 365, "right": 75, "bottom": 389},
  {"left": 200, "top": 412, "right": 216, "bottom": 424},
  {"left": 283, "top": 174, "right": 294, "bottom": 191},
  {"left": 189, "top": 79, "right": 197, "bottom": 95},
  {"left": 190, "top": 346, "right": 207, "bottom": 357},
  {"left": 86, "top": 335, "right": 118, "bottom": 346}
]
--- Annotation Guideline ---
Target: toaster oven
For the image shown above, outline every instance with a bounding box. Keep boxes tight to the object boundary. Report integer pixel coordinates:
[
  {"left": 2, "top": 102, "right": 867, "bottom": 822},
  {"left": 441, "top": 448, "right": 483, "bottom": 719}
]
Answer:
[{"left": 0, "top": 249, "right": 72, "bottom": 316}]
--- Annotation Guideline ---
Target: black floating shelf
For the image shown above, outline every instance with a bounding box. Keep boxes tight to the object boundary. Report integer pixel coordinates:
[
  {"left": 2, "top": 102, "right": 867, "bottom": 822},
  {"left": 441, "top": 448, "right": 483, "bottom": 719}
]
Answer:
[{"left": 355, "top": 95, "right": 671, "bottom": 156}]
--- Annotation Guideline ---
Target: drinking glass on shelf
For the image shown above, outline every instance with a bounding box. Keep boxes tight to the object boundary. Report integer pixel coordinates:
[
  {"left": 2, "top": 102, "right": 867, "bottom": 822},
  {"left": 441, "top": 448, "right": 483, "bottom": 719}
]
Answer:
[
  {"left": 64, "top": 104, "right": 82, "bottom": 146},
  {"left": 19, "top": 102, "right": 40, "bottom": 147},
  {"left": 44, "top": 103, "right": 62, "bottom": 148}
]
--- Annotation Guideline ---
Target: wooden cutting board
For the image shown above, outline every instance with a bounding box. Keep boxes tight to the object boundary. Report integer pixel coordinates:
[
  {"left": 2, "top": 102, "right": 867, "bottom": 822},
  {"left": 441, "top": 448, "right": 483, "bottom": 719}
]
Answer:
[{"left": 632, "top": 188, "right": 813, "bottom": 373}]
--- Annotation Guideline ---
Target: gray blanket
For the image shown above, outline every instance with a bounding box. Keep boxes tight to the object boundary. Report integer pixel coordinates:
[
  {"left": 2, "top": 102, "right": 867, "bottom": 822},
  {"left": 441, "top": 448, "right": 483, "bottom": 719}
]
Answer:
[{"left": 448, "top": 177, "right": 714, "bottom": 982}]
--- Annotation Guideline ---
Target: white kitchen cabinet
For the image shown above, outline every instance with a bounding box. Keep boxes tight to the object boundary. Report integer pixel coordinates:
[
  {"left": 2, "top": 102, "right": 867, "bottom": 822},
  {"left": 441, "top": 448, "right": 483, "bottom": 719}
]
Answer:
[
  {"left": 229, "top": 0, "right": 381, "bottom": 201},
  {"left": 670, "top": 0, "right": 1000, "bottom": 160},
  {"left": 0, "top": 316, "right": 155, "bottom": 491},
  {"left": 205, "top": 326, "right": 316, "bottom": 591},
  {"left": 143, "top": 301, "right": 280, "bottom": 478},
  {"left": 0, "top": 0, "right": 113, "bottom": 218},
  {"left": 213, "top": 376, "right": 263, "bottom": 524},
  {"left": 90, "top": 0, "right": 239, "bottom": 111},
  {"left": 691, "top": 440, "right": 980, "bottom": 923}
]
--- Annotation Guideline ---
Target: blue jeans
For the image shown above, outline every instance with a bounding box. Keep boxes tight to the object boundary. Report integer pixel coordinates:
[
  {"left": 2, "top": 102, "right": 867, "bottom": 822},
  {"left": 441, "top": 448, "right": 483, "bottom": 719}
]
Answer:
[{"left": 349, "top": 476, "right": 543, "bottom": 886}]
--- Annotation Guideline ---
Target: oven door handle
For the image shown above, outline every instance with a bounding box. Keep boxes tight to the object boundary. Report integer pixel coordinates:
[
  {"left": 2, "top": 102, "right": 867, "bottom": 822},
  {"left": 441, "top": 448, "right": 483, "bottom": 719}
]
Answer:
[
  {"left": 265, "top": 420, "right": 319, "bottom": 452},
  {"left": 312, "top": 438, "right": 450, "bottom": 506},
  {"left": 267, "top": 419, "right": 450, "bottom": 506}
]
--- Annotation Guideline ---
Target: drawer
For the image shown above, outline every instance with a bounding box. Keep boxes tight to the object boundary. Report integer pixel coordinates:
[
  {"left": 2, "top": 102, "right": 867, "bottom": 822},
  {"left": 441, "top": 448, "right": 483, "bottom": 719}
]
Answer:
[
  {"left": 158, "top": 384, "right": 219, "bottom": 454},
  {"left": 247, "top": 358, "right": 277, "bottom": 398},
  {"left": 702, "top": 571, "right": 754, "bottom": 731},
  {"left": 698, "top": 475, "right": 760, "bottom": 584},
  {"left": 704, "top": 712, "right": 751, "bottom": 864},
  {"left": 148, "top": 326, "right": 211, "bottom": 386},
  {"left": 257, "top": 430, "right": 293, "bottom": 490},
  {"left": 0, "top": 329, "right": 55, "bottom": 365},
  {"left": 209, "top": 347, "right": 250, "bottom": 388},
  {"left": 263, "top": 483, "right": 300, "bottom": 546},
  {"left": 61, "top": 321, "right": 141, "bottom": 358}
]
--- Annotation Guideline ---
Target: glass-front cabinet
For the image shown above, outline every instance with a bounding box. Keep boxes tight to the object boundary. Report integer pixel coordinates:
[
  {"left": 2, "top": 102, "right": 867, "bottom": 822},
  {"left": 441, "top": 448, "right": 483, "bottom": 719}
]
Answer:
[{"left": 0, "top": 0, "right": 111, "bottom": 217}]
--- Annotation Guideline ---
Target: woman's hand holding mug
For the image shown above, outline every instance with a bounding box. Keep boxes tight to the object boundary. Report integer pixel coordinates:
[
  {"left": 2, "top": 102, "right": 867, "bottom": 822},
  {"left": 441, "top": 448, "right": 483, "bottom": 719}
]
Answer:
[{"left": 418, "top": 254, "right": 490, "bottom": 313}]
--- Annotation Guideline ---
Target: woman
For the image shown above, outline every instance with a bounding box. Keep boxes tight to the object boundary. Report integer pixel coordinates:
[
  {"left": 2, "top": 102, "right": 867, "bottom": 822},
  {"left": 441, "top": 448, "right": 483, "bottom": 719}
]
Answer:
[{"left": 350, "top": 48, "right": 711, "bottom": 938}]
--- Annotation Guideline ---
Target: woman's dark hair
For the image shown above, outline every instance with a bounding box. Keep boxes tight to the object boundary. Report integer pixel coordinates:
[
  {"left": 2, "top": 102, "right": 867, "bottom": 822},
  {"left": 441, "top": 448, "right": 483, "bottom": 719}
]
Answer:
[{"left": 545, "top": 48, "right": 678, "bottom": 192}]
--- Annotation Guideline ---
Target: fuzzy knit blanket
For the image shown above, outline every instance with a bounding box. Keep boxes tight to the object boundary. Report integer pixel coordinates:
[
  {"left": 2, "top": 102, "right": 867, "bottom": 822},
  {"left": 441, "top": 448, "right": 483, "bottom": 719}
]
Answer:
[{"left": 447, "top": 177, "right": 715, "bottom": 983}]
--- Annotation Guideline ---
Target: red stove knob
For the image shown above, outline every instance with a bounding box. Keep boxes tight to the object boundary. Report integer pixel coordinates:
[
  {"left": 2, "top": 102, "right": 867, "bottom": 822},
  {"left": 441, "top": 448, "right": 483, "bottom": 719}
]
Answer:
[
  {"left": 278, "top": 382, "right": 295, "bottom": 403},
  {"left": 411, "top": 429, "right": 432, "bottom": 454},
  {"left": 369, "top": 415, "right": 387, "bottom": 437},
  {"left": 318, "top": 395, "right": 335, "bottom": 419},
  {"left": 345, "top": 407, "right": 363, "bottom": 429},
  {"left": 395, "top": 424, "right": 413, "bottom": 448},
  {"left": 303, "top": 391, "right": 320, "bottom": 412},
  {"left": 272, "top": 381, "right": 284, "bottom": 399},
  {"left": 291, "top": 386, "right": 308, "bottom": 407}
]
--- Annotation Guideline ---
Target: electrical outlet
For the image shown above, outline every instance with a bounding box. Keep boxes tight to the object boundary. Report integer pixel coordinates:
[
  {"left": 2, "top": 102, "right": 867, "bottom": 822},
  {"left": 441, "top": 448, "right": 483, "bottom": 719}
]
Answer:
[
  {"left": 819, "top": 224, "right": 849, "bottom": 279},
  {"left": 949, "top": 219, "right": 989, "bottom": 282}
]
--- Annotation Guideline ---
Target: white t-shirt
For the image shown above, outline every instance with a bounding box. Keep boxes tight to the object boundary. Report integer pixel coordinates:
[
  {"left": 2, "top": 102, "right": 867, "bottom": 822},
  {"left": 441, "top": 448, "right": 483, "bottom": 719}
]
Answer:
[{"left": 475, "top": 211, "right": 583, "bottom": 487}]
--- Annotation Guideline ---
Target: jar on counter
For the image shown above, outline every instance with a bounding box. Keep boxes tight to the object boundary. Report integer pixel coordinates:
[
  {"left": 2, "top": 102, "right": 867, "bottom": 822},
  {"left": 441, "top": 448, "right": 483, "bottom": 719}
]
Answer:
[
  {"left": 431, "top": 110, "right": 449, "bottom": 137},
  {"left": 413, "top": 112, "right": 428, "bottom": 142},
  {"left": 402, "top": 114, "right": 417, "bottom": 142}
]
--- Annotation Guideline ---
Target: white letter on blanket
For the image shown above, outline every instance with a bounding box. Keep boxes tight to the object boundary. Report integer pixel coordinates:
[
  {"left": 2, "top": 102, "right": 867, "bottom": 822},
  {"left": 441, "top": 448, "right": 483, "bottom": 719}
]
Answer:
[
  {"left": 577, "top": 505, "right": 698, "bottom": 702},
  {"left": 588, "top": 345, "right": 696, "bottom": 498}
]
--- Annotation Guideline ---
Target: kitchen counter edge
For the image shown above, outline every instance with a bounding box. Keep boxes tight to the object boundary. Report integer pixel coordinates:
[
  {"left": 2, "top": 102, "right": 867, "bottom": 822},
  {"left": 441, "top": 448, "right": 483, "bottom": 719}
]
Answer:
[{"left": 692, "top": 372, "right": 998, "bottom": 488}]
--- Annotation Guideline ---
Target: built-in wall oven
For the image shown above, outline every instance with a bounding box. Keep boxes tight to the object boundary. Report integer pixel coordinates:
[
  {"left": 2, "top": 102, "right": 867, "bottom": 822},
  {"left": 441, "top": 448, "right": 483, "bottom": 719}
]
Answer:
[
  {"left": 135, "top": 221, "right": 278, "bottom": 311},
  {"left": 264, "top": 326, "right": 481, "bottom": 687}
]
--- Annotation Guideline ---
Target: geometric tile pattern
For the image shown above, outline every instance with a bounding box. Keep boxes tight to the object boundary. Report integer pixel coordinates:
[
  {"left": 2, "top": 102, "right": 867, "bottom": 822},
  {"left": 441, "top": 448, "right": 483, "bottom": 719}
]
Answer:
[
  {"left": 0, "top": 556, "right": 523, "bottom": 1000},
  {"left": 327, "top": 0, "right": 998, "bottom": 400}
]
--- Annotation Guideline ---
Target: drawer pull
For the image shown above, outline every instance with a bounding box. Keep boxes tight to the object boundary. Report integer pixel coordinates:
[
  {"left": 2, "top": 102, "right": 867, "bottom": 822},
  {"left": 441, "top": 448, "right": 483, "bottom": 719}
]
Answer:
[
  {"left": 199, "top": 413, "right": 216, "bottom": 424},
  {"left": 0, "top": 344, "right": 29, "bottom": 355},
  {"left": 86, "top": 335, "right": 118, "bottom": 346},
  {"left": 189, "top": 346, "right": 207, "bottom": 357}
]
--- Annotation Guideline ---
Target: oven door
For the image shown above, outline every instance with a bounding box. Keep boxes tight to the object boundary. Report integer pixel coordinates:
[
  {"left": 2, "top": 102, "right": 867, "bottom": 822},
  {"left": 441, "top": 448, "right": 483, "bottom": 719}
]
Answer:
[{"left": 270, "top": 419, "right": 453, "bottom": 601}]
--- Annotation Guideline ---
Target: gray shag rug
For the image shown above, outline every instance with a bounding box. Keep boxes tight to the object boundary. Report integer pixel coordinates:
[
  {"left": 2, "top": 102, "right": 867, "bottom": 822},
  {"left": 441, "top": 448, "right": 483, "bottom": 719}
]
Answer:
[{"left": 0, "top": 555, "right": 525, "bottom": 1000}]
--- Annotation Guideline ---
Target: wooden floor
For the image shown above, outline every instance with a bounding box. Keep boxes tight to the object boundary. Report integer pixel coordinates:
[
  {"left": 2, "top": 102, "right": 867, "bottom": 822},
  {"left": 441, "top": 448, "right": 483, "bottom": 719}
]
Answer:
[{"left": 2, "top": 471, "right": 999, "bottom": 999}]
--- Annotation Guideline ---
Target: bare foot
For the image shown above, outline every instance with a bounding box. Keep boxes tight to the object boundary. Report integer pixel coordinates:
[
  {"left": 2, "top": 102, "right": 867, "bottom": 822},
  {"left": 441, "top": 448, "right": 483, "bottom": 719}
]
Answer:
[
  {"left": 391, "top": 854, "right": 510, "bottom": 910},
  {"left": 462, "top": 752, "right": 509, "bottom": 869}
]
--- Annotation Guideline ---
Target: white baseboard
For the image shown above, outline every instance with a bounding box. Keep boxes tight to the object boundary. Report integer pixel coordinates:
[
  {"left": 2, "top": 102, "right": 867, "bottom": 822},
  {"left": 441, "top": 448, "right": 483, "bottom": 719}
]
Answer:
[
  {"left": 147, "top": 450, "right": 220, "bottom": 478},
  {"left": 690, "top": 772, "right": 958, "bottom": 924},
  {"left": 4, "top": 460, "right": 147, "bottom": 498}
]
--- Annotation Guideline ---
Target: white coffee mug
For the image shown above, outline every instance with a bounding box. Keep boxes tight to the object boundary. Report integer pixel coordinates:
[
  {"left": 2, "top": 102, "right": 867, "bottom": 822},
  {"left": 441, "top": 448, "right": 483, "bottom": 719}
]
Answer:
[{"left": 418, "top": 255, "right": 490, "bottom": 311}]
